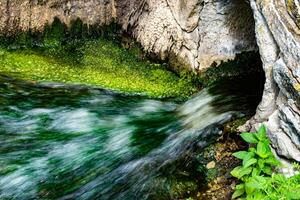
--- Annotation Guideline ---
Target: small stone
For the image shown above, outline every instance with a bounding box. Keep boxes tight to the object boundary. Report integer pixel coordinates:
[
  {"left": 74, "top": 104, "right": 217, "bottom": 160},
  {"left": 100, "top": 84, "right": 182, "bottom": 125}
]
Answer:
[
  {"left": 216, "top": 176, "right": 225, "bottom": 183},
  {"left": 206, "top": 161, "right": 216, "bottom": 169}
]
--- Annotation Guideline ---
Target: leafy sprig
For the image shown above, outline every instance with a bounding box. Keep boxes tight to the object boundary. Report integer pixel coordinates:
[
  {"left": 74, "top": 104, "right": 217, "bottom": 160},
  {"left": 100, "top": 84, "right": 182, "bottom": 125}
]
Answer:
[{"left": 231, "top": 125, "right": 290, "bottom": 199}]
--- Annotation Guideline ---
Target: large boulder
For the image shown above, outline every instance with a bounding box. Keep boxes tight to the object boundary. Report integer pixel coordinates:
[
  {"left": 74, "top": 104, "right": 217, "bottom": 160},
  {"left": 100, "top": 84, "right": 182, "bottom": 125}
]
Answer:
[
  {"left": 246, "top": 0, "right": 300, "bottom": 162},
  {"left": 115, "top": 0, "right": 257, "bottom": 71}
]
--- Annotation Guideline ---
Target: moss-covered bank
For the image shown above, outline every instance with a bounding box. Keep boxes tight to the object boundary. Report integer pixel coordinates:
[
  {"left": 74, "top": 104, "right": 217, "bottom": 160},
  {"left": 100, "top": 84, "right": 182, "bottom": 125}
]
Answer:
[
  {"left": 0, "top": 39, "right": 200, "bottom": 99},
  {"left": 0, "top": 17, "right": 263, "bottom": 99},
  {"left": 0, "top": 19, "right": 200, "bottom": 99}
]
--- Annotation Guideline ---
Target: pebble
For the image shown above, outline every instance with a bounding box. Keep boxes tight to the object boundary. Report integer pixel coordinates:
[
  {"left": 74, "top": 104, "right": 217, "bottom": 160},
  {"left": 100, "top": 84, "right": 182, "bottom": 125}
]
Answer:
[{"left": 206, "top": 161, "right": 216, "bottom": 169}]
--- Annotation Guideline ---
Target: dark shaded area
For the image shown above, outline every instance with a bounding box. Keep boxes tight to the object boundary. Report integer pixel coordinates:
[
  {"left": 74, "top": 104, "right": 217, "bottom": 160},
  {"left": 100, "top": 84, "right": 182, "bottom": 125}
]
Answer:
[
  {"left": 0, "top": 17, "right": 122, "bottom": 49},
  {"left": 207, "top": 54, "right": 265, "bottom": 117},
  {"left": 208, "top": 73, "right": 265, "bottom": 116},
  {"left": 200, "top": 51, "right": 264, "bottom": 86}
]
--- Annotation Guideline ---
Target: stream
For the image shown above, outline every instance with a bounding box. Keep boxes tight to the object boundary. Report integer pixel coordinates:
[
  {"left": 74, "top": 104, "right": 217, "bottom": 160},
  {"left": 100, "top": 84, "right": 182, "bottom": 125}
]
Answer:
[{"left": 0, "top": 74, "right": 263, "bottom": 199}]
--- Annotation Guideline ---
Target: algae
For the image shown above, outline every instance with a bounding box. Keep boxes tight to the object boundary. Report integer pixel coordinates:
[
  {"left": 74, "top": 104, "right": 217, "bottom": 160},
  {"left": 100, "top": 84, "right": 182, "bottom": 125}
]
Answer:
[
  {"left": 0, "top": 40, "right": 199, "bottom": 98},
  {"left": 0, "top": 18, "right": 199, "bottom": 99}
]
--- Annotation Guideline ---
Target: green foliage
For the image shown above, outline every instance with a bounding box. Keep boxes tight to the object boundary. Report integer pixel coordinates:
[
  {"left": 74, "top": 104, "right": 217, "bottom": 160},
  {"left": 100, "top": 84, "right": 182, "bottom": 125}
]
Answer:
[
  {"left": 240, "top": 132, "right": 258, "bottom": 144},
  {"left": 231, "top": 125, "right": 300, "bottom": 200},
  {"left": 0, "top": 18, "right": 201, "bottom": 99},
  {"left": 0, "top": 38, "right": 199, "bottom": 99}
]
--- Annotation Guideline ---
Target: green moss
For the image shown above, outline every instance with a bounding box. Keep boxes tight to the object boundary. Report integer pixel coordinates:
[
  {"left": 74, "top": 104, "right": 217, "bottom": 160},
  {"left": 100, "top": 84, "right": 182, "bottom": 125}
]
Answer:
[
  {"left": 205, "top": 168, "right": 219, "bottom": 182},
  {"left": 0, "top": 17, "right": 200, "bottom": 99},
  {"left": 0, "top": 38, "right": 199, "bottom": 98},
  {"left": 43, "top": 17, "right": 67, "bottom": 48},
  {"left": 224, "top": 117, "right": 249, "bottom": 134}
]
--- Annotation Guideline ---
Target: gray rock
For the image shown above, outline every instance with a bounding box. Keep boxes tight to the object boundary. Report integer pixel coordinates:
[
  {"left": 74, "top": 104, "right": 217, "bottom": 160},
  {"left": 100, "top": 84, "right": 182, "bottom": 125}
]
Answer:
[{"left": 247, "top": 0, "right": 300, "bottom": 162}]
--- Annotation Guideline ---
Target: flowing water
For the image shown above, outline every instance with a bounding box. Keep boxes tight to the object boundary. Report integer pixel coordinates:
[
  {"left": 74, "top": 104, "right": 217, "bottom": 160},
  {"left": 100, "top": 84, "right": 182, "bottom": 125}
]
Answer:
[{"left": 0, "top": 74, "right": 263, "bottom": 200}]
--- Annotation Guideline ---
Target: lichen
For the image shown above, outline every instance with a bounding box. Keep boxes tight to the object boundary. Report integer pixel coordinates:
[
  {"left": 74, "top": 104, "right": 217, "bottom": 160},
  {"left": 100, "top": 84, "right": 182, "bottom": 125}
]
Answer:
[{"left": 293, "top": 83, "right": 300, "bottom": 92}]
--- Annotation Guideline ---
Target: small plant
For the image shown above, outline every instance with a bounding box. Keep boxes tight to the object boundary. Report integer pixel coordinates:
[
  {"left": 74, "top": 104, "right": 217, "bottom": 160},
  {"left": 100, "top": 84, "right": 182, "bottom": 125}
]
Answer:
[
  {"left": 231, "top": 125, "right": 300, "bottom": 199},
  {"left": 231, "top": 125, "right": 279, "bottom": 199}
]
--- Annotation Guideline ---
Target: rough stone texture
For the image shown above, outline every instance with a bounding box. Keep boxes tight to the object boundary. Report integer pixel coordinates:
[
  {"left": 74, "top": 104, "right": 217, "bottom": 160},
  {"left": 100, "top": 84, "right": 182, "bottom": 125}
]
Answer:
[
  {"left": 0, "top": 0, "right": 116, "bottom": 35},
  {"left": 246, "top": 0, "right": 300, "bottom": 162},
  {"left": 117, "top": 0, "right": 257, "bottom": 71},
  {"left": 0, "top": 0, "right": 257, "bottom": 72}
]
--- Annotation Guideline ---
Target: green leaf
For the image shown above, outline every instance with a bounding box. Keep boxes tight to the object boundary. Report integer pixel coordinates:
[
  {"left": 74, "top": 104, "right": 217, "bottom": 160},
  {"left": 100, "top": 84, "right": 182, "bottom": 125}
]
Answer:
[
  {"left": 242, "top": 152, "right": 255, "bottom": 166},
  {"left": 256, "top": 141, "right": 271, "bottom": 158},
  {"left": 257, "top": 125, "right": 267, "bottom": 140},
  {"left": 246, "top": 191, "right": 266, "bottom": 200},
  {"left": 262, "top": 166, "right": 273, "bottom": 175},
  {"left": 253, "top": 175, "right": 268, "bottom": 185},
  {"left": 258, "top": 159, "right": 265, "bottom": 169},
  {"left": 232, "top": 188, "right": 245, "bottom": 199},
  {"left": 249, "top": 147, "right": 256, "bottom": 153},
  {"left": 236, "top": 183, "right": 245, "bottom": 190},
  {"left": 231, "top": 166, "right": 242, "bottom": 178},
  {"left": 265, "top": 156, "right": 280, "bottom": 166},
  {"left": 272, "top": 173, "right": 286, "bottom": 182},
  {"left": 245, "top": 176, "right": 266, "bottom": 194},
  {"left": 251, "top": 168, "right": 261, "bottom": 176},
  {"left": 243, "top": 158, "right": 257, "bottom": 168},
  {"left": 231, "top": 166, "right": 252, "bottom": 179},
  {"left": 240, "top": 132, "right": 258, "bottom": 144},
  {"left": 245, "top": 181, "right": 256, "bottom": 194},
  {"left": 232, "top": 151, "right": 248, "bottom": 160},
  {"left": 288, "top": 189, "right": 300, "bottom": 199},
  {"left": 240, "top": 167, "right": 253, "bottom": 178},
  {"left": 292, "top": 162, "right": 300, "bottom": 170}
]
